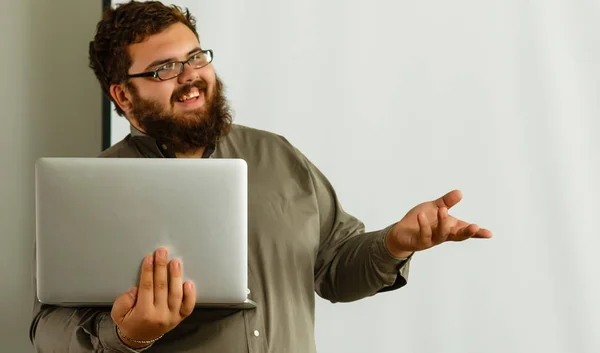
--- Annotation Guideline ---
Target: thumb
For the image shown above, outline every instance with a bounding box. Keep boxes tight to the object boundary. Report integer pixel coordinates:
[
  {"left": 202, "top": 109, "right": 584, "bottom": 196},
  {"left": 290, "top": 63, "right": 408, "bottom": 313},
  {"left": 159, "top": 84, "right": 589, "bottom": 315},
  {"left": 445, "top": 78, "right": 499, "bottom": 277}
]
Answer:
[
  {"left": 434, "top": 189, "right": 463, "bottom": 209},
  {"left": 111, "top": 287, "right": 137, "bottom": 321}
]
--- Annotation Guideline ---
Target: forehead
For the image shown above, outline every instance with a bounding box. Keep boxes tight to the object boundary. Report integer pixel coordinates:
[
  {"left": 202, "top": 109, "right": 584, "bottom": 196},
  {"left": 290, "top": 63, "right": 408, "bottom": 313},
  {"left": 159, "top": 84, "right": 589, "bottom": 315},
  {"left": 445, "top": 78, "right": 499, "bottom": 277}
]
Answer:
[{"left": 128, "top": 22, "right": 200, "bottom": 70}]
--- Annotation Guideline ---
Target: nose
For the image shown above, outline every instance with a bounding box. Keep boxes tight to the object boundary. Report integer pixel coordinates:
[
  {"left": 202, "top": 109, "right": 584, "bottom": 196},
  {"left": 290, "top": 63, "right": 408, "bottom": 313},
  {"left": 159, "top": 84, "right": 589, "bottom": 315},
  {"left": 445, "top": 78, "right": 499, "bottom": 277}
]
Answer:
[{"left": 177, "top": 62, "right": 199, "bottom": 84}]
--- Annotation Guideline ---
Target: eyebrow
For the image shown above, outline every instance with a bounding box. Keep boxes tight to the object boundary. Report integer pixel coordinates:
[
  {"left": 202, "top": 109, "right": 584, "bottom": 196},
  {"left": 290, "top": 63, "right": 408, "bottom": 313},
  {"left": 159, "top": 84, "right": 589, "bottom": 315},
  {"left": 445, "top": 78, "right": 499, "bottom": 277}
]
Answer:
[{"left": 144, "top": 47, "right": 202, "bottom": 70}]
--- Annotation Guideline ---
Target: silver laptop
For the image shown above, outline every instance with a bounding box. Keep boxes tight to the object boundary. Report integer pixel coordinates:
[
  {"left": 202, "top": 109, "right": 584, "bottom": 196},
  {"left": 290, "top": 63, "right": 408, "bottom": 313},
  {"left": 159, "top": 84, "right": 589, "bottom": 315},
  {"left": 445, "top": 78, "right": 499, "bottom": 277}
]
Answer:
[{"left": 35, "top": 157, "right": 255, "bottom": 309}]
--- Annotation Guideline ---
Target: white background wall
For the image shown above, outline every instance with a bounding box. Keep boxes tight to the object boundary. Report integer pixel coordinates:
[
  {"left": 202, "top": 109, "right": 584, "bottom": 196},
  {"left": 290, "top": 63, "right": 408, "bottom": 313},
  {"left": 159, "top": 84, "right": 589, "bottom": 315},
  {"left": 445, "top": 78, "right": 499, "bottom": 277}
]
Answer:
[
  {"left": 0, "top": 0, "right": 102, "bottom": 352},
  {"left": 110, "top": 1, "right": 600, "bottom": 352},
  {"left": 2, "top": 0, "right": 598, "bottom": 352}
]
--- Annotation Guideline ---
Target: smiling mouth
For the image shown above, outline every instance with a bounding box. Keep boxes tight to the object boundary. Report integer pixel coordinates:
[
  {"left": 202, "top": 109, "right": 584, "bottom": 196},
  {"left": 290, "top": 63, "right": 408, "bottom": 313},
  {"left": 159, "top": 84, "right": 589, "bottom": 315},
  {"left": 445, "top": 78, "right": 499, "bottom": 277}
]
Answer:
[{"left": 176, "top": 88, "right": 202, "bottom": 103}]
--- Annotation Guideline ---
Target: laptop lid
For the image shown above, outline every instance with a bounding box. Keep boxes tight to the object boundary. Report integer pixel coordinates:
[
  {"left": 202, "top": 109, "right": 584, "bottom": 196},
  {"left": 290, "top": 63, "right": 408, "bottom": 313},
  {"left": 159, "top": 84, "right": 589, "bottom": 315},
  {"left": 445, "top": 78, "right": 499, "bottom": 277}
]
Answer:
[{"left": 35, "top": 157, "right": 253, "bottom": 308}]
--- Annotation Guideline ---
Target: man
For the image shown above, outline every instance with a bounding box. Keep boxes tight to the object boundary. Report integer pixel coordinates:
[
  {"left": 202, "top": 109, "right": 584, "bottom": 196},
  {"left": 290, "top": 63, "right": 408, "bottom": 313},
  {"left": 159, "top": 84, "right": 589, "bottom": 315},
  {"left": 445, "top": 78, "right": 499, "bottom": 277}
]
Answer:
[{"left": 29, "top": 1, "right": 492, "bottom": 352}]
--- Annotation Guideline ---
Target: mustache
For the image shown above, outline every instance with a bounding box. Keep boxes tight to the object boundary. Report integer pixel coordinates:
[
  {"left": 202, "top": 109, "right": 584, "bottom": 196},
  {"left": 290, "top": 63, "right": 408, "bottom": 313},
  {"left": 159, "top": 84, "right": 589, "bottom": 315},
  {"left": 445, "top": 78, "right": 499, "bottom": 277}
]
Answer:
[{"left": 171, "top": 80, "right": 208, "bottom": 103}]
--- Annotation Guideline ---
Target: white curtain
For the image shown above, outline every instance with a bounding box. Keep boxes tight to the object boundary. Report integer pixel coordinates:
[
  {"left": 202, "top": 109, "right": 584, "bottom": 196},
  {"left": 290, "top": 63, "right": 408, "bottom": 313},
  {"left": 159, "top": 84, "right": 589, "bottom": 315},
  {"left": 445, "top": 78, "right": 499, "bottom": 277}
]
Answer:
[{"left": 111, "top": 1, "right": 600, "bottom": 352}]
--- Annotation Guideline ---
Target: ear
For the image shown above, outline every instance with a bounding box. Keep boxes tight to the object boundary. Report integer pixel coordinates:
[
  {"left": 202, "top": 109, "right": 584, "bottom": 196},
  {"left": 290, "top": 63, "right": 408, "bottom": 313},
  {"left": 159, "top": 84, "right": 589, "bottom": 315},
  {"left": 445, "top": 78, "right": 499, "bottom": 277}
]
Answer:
[{"left": 109, "top": 83, "right": 133, "bottom": 116}]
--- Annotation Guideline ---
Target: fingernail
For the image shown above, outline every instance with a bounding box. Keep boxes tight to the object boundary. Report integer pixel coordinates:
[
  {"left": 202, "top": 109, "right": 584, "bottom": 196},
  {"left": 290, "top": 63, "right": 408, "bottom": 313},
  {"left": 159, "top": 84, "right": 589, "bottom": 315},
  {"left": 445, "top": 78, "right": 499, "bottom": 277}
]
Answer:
[
  {"left": 128, "top": 287, "right": 138, "bottom": 298},
  {"left": 146, "top": 255, "right": 153, "bottom": 265},
  {"left": 157, "top": 248, "right": 166, "bottom": 258}
]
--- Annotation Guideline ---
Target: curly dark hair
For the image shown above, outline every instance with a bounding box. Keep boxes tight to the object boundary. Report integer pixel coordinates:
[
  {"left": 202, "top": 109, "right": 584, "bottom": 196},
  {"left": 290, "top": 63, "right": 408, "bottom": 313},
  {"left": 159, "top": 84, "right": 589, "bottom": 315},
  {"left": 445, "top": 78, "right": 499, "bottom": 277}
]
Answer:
[{"left": 89, "top": 1, "right": 199, "bottom": 116}]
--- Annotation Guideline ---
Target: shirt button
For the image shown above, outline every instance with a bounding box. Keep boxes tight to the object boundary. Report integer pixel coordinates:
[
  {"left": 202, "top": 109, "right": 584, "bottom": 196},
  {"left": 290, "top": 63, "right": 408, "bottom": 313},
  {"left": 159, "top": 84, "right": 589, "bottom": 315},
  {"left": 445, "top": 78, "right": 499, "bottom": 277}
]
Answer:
[
  {"left": 161, "top": 144, "right": 168, "bottom": 150},
  {"left": 253, "top": 330, "right": 260, "bottom": 337},
  {"left": 247, "top": 288, "right": 251, "bottom": 295}
]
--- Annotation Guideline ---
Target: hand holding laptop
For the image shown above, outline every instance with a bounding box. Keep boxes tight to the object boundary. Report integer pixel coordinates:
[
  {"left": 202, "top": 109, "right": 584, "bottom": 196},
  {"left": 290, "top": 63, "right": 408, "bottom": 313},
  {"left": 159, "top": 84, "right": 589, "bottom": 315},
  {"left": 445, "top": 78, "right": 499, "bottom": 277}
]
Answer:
[{"left": 111, "top": 247, "right": 196, "bottom": 349}]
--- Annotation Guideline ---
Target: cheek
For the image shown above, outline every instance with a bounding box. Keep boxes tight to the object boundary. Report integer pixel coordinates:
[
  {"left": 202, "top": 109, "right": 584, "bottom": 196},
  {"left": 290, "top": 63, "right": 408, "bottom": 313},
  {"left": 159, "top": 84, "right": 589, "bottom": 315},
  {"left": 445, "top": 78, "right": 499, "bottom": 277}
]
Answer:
[
  {"left": 199, "top": 68, "right": 216, "bottom": 87},
  {"left": 203, "top": 76, "right": 217, "bottom": 98},
  {"left": 138, "top": 82, "right": 175, "bottom": 106}
]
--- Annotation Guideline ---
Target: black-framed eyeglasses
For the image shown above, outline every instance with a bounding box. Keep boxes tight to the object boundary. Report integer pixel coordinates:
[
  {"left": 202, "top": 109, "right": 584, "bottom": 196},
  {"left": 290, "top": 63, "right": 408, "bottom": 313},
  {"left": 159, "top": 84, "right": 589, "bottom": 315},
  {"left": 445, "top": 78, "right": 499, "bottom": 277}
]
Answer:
[{"left": 127, "top": 49, "right": 214, "bottom": 81}]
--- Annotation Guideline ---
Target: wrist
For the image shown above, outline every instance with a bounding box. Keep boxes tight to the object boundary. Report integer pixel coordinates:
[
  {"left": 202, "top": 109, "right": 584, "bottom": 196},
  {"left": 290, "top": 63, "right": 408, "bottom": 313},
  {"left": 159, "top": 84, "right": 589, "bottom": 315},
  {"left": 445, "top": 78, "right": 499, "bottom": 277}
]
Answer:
[
  {"left": 385, "top": 227, "right": 414, "bottom": 259},
  {"left": 116, "top": 325, "right": 160, "bottom": 350}
]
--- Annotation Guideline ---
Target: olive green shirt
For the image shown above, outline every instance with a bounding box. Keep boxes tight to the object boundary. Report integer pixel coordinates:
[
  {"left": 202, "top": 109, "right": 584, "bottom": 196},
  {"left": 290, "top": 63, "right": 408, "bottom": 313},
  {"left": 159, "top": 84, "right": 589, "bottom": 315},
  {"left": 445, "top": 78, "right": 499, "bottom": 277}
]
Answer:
[{"left": 29, "top": 124, "right": 412, "bottom": 353}]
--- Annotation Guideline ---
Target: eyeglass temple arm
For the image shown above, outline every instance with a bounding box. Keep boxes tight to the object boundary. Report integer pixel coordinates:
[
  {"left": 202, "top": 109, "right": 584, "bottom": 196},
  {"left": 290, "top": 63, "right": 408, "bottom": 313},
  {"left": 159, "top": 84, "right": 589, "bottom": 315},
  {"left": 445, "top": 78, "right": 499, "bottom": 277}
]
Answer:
[{"left": 127, "top": 72, "right": 158, "bottom": 78}]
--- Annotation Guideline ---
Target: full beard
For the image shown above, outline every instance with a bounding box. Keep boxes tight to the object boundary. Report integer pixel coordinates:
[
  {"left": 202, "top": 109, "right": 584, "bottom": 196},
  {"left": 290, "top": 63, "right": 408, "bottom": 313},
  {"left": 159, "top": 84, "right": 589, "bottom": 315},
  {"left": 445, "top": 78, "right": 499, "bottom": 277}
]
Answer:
[{"left": 129, "top": 75, "right": 233, "bottom": 155}]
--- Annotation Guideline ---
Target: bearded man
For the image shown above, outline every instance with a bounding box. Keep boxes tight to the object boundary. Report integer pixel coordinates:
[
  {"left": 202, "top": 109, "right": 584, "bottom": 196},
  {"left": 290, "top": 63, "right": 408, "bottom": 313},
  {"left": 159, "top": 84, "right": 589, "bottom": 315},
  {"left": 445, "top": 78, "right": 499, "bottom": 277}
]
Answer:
[{"left": 29, "top": 2, "right": 492, "bottom": 352}]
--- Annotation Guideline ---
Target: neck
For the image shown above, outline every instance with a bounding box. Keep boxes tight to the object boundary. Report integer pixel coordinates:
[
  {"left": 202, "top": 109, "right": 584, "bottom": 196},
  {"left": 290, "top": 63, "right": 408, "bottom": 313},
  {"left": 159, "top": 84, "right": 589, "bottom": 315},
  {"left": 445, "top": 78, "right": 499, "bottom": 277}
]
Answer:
[{"left": 176, "top": 147, "right": 206, "bottom": 158}]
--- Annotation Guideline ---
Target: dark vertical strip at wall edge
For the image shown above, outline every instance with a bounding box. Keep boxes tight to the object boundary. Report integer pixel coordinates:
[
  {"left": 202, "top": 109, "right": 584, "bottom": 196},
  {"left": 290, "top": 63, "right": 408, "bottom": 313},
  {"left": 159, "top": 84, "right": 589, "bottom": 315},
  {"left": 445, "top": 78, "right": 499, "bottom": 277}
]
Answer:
[
  {"left": 101, "top": 95, "right": 111, "bottom": 151},
  {"left": 101, "top": 0, "right": 112, "bottom": 150}
]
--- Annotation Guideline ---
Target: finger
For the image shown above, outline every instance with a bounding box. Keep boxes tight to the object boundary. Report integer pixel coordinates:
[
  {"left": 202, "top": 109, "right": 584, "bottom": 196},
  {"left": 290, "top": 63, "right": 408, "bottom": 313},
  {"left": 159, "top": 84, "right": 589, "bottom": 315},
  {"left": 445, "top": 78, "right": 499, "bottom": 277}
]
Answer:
[
  {"left": 417, "top": 212, "right": 433, "bottom": 247},
  {"left": 454, "top": 219, "right": 470, "bottom": 229},
  {"left": 473, "top": 228, "right": 493, "bottom": 239},
  {"left": 450, "top": 224, "right": 479, "bottom": 241},
  {"left": 433, "top": 207, "right": 451, "bottom": 243},
  {"left": 433, "top": 189, "right": 463, "bottom": 210},
  {"left": 450, "top": 222, "right": 492, "bottom": 239},
  {"left": 111, "top": 287, "right": 138, "bottom": 323},
  {"left": 168, "top": 259, "right": 183, "bottom": 312},
  {"left": 137, "top": 254, "right": 155, "bottom": 307},
  {"left": 180, "top": 281, "right": 196, "bottom": 318},
  {"left": 153, "top": 248, "right": 169, "bottom": 307}
]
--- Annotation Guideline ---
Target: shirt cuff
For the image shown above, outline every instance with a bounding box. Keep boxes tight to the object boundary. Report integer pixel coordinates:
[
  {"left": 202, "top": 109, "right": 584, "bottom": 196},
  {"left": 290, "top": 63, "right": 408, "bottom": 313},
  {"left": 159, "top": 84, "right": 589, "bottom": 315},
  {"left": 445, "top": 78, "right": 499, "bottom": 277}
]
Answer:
[
  {"left": 370, "top": 224, "right": 412, "bottom": 285},
  {"left": 97, "top": 313, "right": 154, "bottom": 352}
]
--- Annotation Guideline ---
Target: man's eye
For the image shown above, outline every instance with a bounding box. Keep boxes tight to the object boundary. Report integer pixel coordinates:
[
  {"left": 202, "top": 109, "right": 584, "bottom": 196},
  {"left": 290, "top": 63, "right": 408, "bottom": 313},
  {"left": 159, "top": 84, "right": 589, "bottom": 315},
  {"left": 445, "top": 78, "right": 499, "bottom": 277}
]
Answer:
[{"left": 158, "top": 63, "right": 177, "bottom": 71}]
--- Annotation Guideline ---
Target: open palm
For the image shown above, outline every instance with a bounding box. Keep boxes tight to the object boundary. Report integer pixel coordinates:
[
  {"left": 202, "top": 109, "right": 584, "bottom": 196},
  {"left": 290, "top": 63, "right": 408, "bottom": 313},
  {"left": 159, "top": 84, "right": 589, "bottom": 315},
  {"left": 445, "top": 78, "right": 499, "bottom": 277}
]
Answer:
[{"left": 386, "top": 190, "right": 492, "bottom": 257}]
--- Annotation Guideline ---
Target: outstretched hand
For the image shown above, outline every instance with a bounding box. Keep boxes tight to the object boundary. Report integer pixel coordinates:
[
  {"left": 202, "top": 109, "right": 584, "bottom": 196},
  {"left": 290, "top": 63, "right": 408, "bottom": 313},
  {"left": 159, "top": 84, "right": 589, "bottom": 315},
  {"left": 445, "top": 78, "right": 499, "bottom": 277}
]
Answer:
[{"left": 385, "top": 190, "right": 492, "bottom": 258}]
